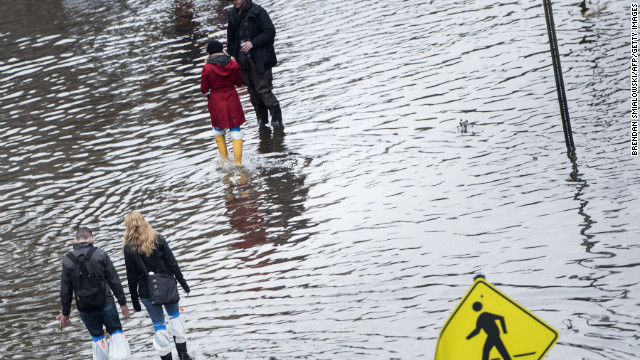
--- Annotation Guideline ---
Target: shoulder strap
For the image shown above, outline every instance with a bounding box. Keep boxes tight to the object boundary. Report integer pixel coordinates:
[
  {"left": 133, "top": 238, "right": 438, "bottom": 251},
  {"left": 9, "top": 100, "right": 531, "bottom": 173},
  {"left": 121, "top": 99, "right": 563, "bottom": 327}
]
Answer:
[
  {"left": 65, "top": 246, "right": 97, "bottom": 264},
  {"left": 85, "top": 246, "right": 97, "bottom": 261},
  {"left": 136, "top": 251, "right": 150, "bottom": 276}
]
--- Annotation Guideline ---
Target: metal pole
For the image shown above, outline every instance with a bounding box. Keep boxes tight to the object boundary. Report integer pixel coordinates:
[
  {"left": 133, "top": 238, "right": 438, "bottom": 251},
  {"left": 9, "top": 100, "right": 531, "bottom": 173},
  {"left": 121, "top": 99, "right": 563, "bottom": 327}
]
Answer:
[{"left": 542, "top": 0, "right": 575, "bottom": 153}]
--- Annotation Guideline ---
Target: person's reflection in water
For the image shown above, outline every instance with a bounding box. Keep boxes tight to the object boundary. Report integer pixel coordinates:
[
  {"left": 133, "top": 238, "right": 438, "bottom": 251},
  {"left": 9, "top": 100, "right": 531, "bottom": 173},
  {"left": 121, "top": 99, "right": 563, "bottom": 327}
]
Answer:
[
  {"left": 172, "top": 0, "right": 204, "bottom": 64},
  {"left": 256, "top": 135, "right": 312, "bottom": 246},
  {"left": 220, "top": 127, "right": 311, "bottom": 261},
  {"left": 174, "top": 0, "right": 200, "bottom": 38},
  {"left": 222, "top": 162, "right": 310, "bottom": 256},
  {"left": 223, "top": 172, "right": 269, "bottom": 250},
  {"left": 258, "top": 125, "right": 286, "bottom": 153}
]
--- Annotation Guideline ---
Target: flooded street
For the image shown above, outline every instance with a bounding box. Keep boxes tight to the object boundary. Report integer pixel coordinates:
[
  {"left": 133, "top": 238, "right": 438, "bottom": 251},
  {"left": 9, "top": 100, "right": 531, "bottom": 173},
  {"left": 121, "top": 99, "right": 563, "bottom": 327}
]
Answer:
[{"left": 1, "top": 0, "right": 639, "bottom": 359}]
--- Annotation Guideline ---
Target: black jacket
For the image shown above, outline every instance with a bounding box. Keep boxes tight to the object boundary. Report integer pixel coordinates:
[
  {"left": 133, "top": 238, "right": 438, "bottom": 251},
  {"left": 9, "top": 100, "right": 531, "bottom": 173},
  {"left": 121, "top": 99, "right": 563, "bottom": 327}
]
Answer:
[
  {"left": 60, "top": 242, "right": 127, "bottom": 316},
  {"left": 124, "top": 234, "right": 189, "bottom": 311},
  {"left": 227, "top": 0, "right": 277, "bottom": 74}
]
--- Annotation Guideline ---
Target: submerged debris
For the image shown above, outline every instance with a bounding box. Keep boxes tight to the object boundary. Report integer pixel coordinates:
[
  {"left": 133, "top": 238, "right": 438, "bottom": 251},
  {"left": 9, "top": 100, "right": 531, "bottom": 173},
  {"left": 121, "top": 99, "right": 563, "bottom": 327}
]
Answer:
[
  {"left": 579, "top": 0, "right": 608, "bottom": 18},
  {"left": 458, "top": 119, "right": 469, "bottom": 133}
]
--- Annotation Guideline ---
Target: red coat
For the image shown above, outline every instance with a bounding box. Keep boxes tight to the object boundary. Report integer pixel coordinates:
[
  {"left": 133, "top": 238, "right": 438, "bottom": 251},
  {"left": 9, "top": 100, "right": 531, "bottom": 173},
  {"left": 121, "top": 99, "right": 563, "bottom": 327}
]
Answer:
[{"left": 200, "top": 56, "right": 246, "bottom": 129}]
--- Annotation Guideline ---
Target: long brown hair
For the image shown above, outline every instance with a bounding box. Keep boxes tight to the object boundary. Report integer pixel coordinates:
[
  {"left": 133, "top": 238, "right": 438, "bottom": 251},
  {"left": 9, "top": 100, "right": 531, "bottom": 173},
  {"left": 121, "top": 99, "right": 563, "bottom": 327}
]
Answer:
[{"left": 123, "top": 211, "right": 158, "bottom": 256}]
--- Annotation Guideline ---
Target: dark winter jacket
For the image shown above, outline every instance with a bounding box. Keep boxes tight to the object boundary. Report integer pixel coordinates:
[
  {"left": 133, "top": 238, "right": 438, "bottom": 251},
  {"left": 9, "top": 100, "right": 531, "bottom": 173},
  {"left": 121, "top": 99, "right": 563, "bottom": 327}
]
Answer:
[
  {"left": 124, "top": 234, "right": 189, "bottom": 311},
  {"left": 227, "top": 0, "right": 277, "bottom": 74},
  {"left": 60, "top": 242, "right": 127, "bottom": 316},
  {"left": 201, "top": 54, "right": 246, "bottom": 129}
]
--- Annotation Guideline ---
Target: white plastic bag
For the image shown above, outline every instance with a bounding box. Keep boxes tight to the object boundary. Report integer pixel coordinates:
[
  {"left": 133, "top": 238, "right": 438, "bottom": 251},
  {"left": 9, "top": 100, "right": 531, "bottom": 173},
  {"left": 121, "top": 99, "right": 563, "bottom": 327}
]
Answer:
[
  {"left": 91, "top": 337, "right": 109, "bottom": 360},
  {"left": 108, "top": 331, "right": 131, "bottom": 360},
  {"left": 153, "top": 329, "right": 172, "bottom": 356}
]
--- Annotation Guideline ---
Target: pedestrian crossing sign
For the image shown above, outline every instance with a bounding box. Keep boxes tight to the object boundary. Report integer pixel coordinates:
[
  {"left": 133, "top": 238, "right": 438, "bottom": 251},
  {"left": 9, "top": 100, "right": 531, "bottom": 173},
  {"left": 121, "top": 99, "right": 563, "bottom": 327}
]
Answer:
[{"left": 435, "top": 277, "right": 559, "bottom": 360}]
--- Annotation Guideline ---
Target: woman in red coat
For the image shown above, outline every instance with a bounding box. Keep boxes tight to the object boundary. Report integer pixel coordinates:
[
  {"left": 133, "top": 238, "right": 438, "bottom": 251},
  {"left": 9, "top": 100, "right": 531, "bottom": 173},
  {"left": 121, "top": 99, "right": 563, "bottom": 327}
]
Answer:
[{"left": 201, "top": 40, "right": 246, "bottom": 165}]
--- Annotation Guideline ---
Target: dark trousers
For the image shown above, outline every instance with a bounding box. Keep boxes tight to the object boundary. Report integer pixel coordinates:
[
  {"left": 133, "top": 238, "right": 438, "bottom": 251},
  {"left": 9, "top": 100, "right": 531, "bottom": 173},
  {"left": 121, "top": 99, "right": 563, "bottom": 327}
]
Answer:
[
  {"left": 237, "top": 51, "right": 280, "bottom": 124},
  {"left": 79, "top": 301, "right": 122, "bottom": 339},
  {"left": 140, "top": 297, "right": 180, "bottom": 326}
]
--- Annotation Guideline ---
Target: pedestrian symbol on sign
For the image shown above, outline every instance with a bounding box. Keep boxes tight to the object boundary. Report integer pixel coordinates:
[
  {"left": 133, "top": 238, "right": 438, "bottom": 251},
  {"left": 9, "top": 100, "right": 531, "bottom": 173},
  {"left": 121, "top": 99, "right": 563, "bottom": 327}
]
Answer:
[
  {"left": 466, "top": 302, "right": 511, "bottom": 360},
  {"left": 434, "top": 278, "right": 559, "bottom": 360}
]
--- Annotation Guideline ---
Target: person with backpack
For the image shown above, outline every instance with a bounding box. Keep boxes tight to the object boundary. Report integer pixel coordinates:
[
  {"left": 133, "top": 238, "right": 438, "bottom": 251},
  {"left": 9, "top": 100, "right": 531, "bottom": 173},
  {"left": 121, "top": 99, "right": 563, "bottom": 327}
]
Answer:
[
  {"left": 122, "top": 211, "right": 192, "bottom": 360},
  {"left": 57, "top": 227, "right": 132, "bottom": 360}
]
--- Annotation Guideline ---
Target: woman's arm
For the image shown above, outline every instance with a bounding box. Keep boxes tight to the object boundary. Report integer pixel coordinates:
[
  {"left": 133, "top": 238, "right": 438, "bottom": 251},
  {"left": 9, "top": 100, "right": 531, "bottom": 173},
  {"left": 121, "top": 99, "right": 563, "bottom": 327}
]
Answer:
[
  {"left": 200, "top": 67, "right": 210, "bottom": 94},
  {"left": 160, "top": 237, "right": 190, "bottom": 293}
]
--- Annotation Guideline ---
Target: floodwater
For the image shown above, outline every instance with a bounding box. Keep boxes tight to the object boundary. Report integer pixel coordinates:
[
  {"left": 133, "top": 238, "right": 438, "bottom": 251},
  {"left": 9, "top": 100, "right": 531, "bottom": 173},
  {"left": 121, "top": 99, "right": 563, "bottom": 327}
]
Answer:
[{"left": 0, "top": 0, "right": 638, "bottom": 359}]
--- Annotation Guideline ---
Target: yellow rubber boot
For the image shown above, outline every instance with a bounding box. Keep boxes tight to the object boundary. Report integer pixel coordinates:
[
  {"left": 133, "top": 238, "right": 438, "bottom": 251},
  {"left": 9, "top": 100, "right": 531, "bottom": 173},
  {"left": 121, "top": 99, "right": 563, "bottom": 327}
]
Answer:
[
  {"left": 215, "top": 135, "right": 228, "bottom": 160},
  {"left": 232, "top": 139, "right": 243, "bottom": 165}
]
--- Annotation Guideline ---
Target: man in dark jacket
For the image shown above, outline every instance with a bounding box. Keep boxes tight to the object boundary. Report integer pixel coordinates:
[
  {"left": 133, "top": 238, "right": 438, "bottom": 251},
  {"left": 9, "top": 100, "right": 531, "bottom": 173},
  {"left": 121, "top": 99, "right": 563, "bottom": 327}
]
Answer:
[
  {"left": 227, "top": 0, "right": 283, "bottom": 130},
  {"left": 57, "top": 227, "right": 131, "bottom": 359}
]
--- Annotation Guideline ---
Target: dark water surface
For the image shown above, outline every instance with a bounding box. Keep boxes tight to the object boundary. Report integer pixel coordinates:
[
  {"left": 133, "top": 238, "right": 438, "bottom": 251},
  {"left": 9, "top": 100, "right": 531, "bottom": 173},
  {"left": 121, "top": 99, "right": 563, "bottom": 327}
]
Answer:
[{"left": 1, "top": 0, "right": 638, "bottom": 359}]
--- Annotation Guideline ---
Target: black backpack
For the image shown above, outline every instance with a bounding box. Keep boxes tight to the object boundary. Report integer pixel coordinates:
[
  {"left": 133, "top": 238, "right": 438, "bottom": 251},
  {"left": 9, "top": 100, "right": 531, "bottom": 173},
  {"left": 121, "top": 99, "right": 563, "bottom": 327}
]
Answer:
[{"left": 66, "top": 247, "right": 106, "bottom": 312}]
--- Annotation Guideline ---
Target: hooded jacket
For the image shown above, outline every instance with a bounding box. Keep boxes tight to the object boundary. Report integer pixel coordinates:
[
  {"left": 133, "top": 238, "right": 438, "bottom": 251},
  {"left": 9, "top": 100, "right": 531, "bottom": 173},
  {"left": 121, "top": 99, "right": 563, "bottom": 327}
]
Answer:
[
  {"left": 60, "top": 242, "right": 127, "bottom": 316},
  {"left": 124, "top": 234, "right": 189, "bottom": 311},
  {"left": 227, "top": 0, "right": 277, "bottom": 74},
  {"left": 201, "top": 54, "right": 246, "bottom": 129}
]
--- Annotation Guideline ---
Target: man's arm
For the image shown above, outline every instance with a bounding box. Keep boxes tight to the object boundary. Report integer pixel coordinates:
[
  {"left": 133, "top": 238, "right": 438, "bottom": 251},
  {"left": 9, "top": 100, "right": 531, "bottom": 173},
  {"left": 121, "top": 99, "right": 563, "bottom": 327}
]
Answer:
[
  {"left": 251, "top": 8, "right": 276, "bottom": 48},
  {"left": 103, "top": 252, "right": 130, "bottom": 319},
  {"left": 227, "top": 10, "right": 238, "bottom": 57},
  {"left": 58, "top": 258, "right": 73, "bottom": 329},
  {"left": 60, "top": 258, "right": 73, "bottom": 317},
  {"left": 102, "top": 252, "right": 127, "bottom": 306}
]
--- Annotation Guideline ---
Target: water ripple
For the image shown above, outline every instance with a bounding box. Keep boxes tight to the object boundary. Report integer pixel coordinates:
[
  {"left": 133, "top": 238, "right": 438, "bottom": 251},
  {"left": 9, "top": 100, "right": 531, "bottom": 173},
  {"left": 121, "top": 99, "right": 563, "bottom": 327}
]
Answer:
[{"left": 0, "top": 0, "right": 638, "bottom": 359}]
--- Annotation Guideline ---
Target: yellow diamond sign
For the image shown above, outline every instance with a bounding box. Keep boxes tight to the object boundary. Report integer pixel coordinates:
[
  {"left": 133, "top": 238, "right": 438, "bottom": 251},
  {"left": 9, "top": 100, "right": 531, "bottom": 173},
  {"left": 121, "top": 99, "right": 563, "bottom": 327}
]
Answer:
[{"left": 435, "top": 278, "right": 559, "bottom": 360}]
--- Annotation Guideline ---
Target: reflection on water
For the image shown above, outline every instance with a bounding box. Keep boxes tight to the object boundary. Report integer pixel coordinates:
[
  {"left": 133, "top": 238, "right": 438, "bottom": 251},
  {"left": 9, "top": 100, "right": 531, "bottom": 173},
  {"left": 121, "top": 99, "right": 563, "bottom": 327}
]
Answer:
[
  {"left": 568, "top": 154, "right": 596, "bottom": 253},
  {"left": 0, "top": 0, "right": 639, "bottom": 359},
  {"left": 171, "top": 0, "right": 205, "bottom": 64},
  {"left": 224, "top": 172, "right": 270, "bottom": 250}
]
